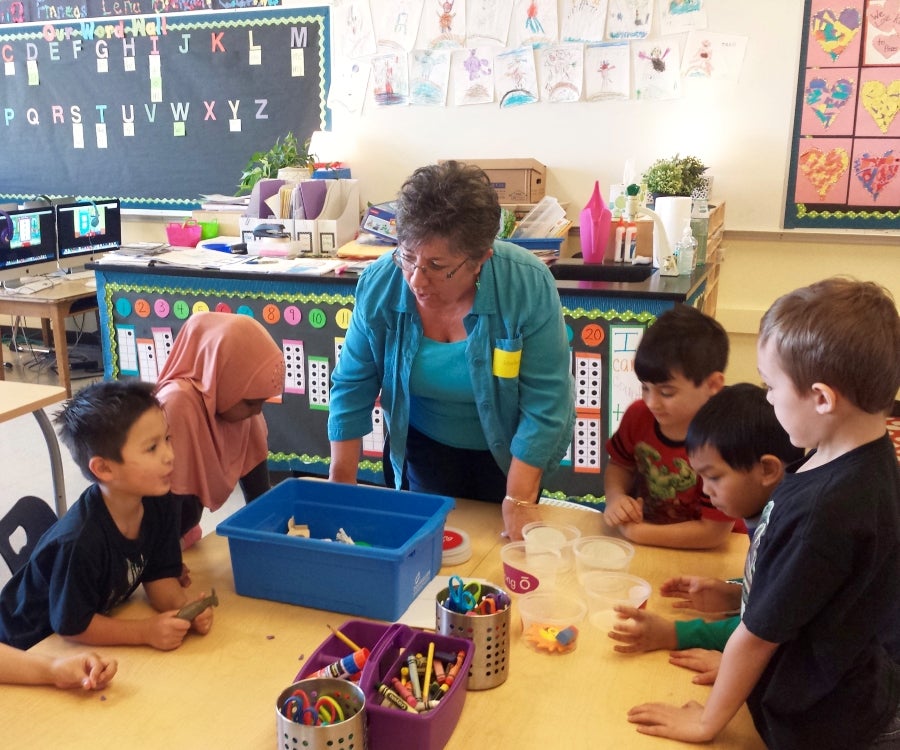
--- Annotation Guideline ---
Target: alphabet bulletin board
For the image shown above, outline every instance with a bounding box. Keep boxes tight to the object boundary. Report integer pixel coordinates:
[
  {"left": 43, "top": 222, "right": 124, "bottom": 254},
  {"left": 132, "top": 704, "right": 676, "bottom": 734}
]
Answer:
[
  {"left": 0, "top": 6, "right": 330, "bottom": 210},
  {"left": 785, "top": 0, "right": 900, "bottom": 229}
]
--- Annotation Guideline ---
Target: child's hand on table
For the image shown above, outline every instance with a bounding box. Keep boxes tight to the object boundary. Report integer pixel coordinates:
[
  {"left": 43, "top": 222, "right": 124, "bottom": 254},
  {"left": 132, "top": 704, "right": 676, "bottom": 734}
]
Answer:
[
  {"left": 628, "top": 699, "right": 715, "bottom": 742},
  {"left": 607, "top": 605, "right": 677, "bottom": 653},
  {"left": 603, "top": 493, "right": 644, "bottom": 526},
  {"left": 660, "top": 576, "right": 741, "bottom": 613},
  {"left": 52, "top": 652, "right": 118, "bottom": 690},
  {"left": 146, "top": 612, "right": 192, "bottom": 650},
  {"left": 668, "top": 648, "right": 722, "bottom": 685}
]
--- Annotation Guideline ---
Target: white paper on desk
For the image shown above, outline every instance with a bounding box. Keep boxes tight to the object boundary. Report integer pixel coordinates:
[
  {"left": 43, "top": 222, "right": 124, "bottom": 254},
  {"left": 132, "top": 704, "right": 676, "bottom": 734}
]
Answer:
[
  {"left": 151, "top": 247, "right": 249, "bottom": 269},
  {"left": 396, "top": 576, "right": 496, "bottom": 630},
  {"left": 235, "top": 257, "right": 311, "bottom": 274}
]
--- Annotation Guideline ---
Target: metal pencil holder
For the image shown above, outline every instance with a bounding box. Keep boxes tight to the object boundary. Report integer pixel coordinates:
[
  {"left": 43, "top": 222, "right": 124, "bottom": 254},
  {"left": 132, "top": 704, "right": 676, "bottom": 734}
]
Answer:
[
  {"left": 435, "top": 582, "right": 510, "bottom": 690},
  {"left": 275, "top": 677, "right": 366, "bottom": 750}
]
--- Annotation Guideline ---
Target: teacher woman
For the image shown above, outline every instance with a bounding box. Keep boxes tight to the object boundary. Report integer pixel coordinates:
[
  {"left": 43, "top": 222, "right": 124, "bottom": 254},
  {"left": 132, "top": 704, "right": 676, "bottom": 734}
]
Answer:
[{"left": 327, "top": 161, "right": 574, "bottom": 540}]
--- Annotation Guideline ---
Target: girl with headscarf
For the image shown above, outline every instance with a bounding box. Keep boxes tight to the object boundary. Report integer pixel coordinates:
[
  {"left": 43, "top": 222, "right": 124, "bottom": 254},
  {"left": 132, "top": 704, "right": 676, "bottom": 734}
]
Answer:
[{"left": 155, "top": 312, "right": 285, "bottom": 548}]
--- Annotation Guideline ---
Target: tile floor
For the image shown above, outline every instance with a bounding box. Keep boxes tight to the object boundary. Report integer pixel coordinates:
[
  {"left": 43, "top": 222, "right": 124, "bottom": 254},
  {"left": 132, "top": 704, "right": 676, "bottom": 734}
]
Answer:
[{"left": 0, "top": 342, "right": 244, "bottom": 588}]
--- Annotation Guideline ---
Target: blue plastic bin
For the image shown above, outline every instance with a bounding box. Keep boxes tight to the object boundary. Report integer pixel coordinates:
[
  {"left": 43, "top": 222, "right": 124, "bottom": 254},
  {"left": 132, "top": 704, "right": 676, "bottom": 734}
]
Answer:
[
  {"left": 216, "top": 479, "right": 454, "bottom": 621},
  {"left": 510, "top": 237, "right": 563, "bottom": 253}
]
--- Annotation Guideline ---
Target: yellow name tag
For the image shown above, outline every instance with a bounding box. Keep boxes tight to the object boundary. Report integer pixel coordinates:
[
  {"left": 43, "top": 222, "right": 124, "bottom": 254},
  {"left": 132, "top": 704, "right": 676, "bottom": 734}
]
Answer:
[{"left": 492, "top": 348, "right": 521, "bottom": 378}]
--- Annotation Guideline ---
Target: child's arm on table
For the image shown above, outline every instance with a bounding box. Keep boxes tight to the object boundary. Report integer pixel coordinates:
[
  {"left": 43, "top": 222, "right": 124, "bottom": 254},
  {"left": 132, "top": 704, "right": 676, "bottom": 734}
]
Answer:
[
  {"left": 608, "top": 605, "right": 678, "bottom": 653},
  {"left": 603, "top": 462, "right": 643, "bottom": 525},
  {"left": 0, "top": 643, "right": 117, "bottom": 690},
  {"left": 669, "top": 649, "right": 723, "bottom": 685},
  {"left": 617, "top": 517, "right": 734, "bottom": 550},
  {"left": 628, "top": 622, "right": 778, "bottom": 742},
  {"left": 660, "top": 576, "right": 742, "bottom": 613}
]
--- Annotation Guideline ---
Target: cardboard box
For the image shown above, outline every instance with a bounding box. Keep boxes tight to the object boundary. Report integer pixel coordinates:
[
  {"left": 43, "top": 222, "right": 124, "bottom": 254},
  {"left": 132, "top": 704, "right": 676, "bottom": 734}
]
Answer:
[
  {"left": 466, "top": 158, "right": 546, "bottom": 203},
  {"left": 216, "top": 479, "right": 454, "bottom": 621}
]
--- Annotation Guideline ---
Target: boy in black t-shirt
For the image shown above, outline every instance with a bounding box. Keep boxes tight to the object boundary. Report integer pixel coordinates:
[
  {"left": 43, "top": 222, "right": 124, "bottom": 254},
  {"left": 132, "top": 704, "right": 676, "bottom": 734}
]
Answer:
[
  {"left": 0, "top": 380, "right": 215, "bottom": 650},
  {"left": 628, "top": 278, "right": 900, "bottom": 749}
]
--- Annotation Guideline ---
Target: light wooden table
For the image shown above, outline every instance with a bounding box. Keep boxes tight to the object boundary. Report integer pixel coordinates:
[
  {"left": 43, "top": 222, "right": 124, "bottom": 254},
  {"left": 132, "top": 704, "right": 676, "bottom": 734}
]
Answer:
[
  {"left": 0, "top": 380, "right": 68, "bottom": 515},
  {"left": 0, "top": 277, "right": 99, "bottom": 397},
  {"left": 3, "top": 500, "right": 763, "bottom": 749}
]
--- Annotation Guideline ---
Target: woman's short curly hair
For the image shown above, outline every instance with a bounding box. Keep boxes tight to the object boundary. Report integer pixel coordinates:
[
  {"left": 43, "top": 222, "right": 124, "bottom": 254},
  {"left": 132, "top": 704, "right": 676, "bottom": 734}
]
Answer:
[{"left": 395, "top": 160, "right": 500, "bottom": 260}]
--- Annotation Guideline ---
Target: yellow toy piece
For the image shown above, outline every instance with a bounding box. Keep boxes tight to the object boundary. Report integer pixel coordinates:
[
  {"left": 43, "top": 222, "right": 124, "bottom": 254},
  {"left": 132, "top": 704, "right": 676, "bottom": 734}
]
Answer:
[{"left": 523, "top": 623, "right": 579, "bottom": 653}]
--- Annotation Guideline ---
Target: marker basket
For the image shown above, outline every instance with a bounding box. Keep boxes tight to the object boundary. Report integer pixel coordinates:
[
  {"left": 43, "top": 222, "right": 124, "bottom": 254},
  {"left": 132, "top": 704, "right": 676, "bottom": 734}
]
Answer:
[
  {"left": 275, "top": 677, "right": 366, "bottom": 750},
  {"left": 298, "top": 620, "right": 474, "bottom": 750},
  {"left": 435, "top": 582, "right": 511, "bottom": 689}
]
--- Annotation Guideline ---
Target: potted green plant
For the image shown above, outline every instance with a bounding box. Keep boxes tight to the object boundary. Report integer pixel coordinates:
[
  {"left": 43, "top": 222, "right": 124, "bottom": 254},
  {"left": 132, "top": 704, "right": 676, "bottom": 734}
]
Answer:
[
  {"left": 237, "top": 132, "right": 317, "bottom": 195},
  {"left": 642, "top": 154, "right": 709, "bottom": 198}
]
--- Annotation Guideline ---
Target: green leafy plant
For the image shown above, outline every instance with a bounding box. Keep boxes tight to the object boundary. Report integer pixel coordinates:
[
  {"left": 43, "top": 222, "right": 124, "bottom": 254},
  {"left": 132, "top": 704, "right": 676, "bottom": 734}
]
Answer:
[
  {"left": 642, "top": 154, "right": 708, "bottom": 197},
  {"left": 237, "top": 132, "right": 317, "bottom": 195}
]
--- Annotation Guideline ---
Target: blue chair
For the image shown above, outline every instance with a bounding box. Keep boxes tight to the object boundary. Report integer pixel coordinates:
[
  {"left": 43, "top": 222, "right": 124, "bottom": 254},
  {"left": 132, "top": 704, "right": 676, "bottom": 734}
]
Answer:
[{"left": 0, "top": 496, "right": 57, "bottom": 575}]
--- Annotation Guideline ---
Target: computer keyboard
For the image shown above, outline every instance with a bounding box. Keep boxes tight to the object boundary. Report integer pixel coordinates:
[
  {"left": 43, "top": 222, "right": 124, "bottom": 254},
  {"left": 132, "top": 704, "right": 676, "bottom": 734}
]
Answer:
[{"left": 66, "top": 270, "right": 96, "bottom": 281}]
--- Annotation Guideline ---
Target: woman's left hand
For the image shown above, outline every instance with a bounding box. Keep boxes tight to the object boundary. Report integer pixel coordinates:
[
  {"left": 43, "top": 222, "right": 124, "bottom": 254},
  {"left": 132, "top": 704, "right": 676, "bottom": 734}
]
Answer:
[{"left": 501, "top": 498, "right": 541, "bottom": 540}]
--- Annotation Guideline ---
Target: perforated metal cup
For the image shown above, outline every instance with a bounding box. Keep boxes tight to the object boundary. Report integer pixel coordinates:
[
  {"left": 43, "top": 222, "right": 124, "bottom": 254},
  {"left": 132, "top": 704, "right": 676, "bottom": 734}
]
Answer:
[
  {"left": 435, "top": 582, "right": 510, "bottom": 690},
  {"left": 275, "top": 677, "right": 366, "bottom": 750}
]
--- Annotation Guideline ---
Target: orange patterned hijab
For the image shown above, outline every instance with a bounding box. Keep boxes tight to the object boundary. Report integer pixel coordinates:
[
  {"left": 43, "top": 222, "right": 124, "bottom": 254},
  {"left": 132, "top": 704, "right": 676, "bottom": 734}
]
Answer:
[{"left": 155, "top": 312, "right": 285, "bottom": 511}]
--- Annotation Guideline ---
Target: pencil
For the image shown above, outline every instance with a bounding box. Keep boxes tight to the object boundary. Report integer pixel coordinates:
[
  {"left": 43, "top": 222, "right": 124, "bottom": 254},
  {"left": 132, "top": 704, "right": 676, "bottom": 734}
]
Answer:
[
  {"left": 328, "top": 624, "right": 363, "bottom": 653},
  {"left": 423, "top": 641, "right": 435, "bottom": 701}
]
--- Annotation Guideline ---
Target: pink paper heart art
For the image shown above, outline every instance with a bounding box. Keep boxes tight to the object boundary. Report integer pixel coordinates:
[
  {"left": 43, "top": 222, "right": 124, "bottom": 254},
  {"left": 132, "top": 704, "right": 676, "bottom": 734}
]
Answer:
[
  {"left": 811, "top": 7, "right": 862, "bottom": 61},
  {"left": 799, "top": 147, "right": 850, "bottom": 198},
  {"left": 853, "top": 150, "right": 900, "bottom": 200}
]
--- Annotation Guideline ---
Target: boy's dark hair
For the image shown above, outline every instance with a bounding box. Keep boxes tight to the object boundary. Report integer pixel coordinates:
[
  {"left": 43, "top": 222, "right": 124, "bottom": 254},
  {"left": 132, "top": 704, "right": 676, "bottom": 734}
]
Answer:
[
  {"left": 686, "top": 383, "right": 804, "bottom": 470},
  {"left": 54, "top": 380, "right": 161, "bottom": 481},
  {"left": 635, "top": 304, "right": 729, "bottom": 385},
  {"left": 759, "top": 277, "right": 900, "bottom": 414}
]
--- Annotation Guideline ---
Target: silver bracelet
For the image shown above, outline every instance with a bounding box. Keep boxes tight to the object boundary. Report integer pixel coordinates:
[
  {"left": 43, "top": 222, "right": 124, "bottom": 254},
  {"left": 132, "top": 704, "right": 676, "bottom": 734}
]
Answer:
[{"left": 502, "top": 495, "right": 536, "bottom": 508}]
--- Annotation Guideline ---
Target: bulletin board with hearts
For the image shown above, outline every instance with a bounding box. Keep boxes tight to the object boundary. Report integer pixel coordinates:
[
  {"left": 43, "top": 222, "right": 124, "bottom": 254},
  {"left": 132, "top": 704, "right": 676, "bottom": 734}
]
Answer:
[{"left": 785, "top": 0, "right": 900, "bottom": 229}]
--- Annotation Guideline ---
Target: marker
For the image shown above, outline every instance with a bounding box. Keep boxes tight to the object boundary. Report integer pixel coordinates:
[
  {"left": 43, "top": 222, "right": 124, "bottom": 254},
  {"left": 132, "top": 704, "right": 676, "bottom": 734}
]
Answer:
[
  {"left": 444, "top": 650, "right": 465, "bottom": 686},
  {"left": 327, "top": 624, "right": 363, "bottom": 653},
  {"left": 406, "top": 653, "right": 422, "bottom": 702},
  {"left": 391, "top": 677, "right": 417, "bottom": 708},
  {"left": 378, "top": 683, "right": 418, "bottom": 713}
]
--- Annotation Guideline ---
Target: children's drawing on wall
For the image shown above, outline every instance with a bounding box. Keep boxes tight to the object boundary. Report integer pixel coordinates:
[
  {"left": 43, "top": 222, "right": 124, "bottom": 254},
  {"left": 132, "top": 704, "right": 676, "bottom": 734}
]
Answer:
[
  {"left": 865, "top": 0, "right": 900, "bottom": 63},
  {"left": 795, "top": 139, "right": 851, "bottom": 203},
  {"left": 584, "top": 41, "right": 630, "bottom": 100},
  {"left": 452, "top": 46, "right": 495, "bottom": 105},
  {"left": 423, "top": 0, "right": 467, "bottom": 49},
  {"left": 681, "top": 31, "right": 747, "bottom": 83},
  {"left": 800, "top": 70, "right": 856, "bottom": 136},
  {"left": 371, "top": 51, "right": 410, "bottom": 106},
  {"left": 850, "top": 139, "right": 900, "bottom": 204},
  {"left": 806, "top": 2, "right": 863, "bottom": 65},
  {"left": 333, "top": 0, "right": 377, "bottom": 59},
  {"left": 633, "top": 39, "right": 680, "bottom": 100},
  {"left": 409, "top": 48, "right": 452, "bottom": 105},
  {"left": 510, "top": 0, "right": 559, "bottom": 47},
  {"left": 537, "top": 43, "right": 584, "bottom": 102},
  {"left": 328, "top": 58, "right": 372, "bottom": 113},
  {"left": 659, "top": 0, "right": 707, "bottom": 36},
  {"left": 371, "top": 0, "right": 424, "bottom": 52},
  {"left": 859, "top": 70, "right": 900, "bottom": 136},
  {"left": 466, "top": 0, "right": 514, "bottom": 47},
  {"left": 606, "top": 0, "right": 652, "bottom": 40},
  {"left": 495, "top": 45, "right": 539, "bottom": 107},
  {"left": 560, "top": 0, "right": 608, "bottom": 44}
]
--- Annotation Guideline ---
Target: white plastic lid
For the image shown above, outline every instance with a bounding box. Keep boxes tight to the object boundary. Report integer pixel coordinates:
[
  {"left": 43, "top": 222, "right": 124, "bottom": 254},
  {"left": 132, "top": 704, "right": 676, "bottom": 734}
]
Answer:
[{"left": 442, "top": 526, "right": 472, "bottom": 566}]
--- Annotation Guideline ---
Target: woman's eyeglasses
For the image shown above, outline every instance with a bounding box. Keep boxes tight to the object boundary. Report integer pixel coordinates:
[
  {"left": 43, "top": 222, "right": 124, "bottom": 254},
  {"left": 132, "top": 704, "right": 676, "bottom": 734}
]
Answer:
[{"left": 392, "top": 249, "right": 469, "bottom": 280}]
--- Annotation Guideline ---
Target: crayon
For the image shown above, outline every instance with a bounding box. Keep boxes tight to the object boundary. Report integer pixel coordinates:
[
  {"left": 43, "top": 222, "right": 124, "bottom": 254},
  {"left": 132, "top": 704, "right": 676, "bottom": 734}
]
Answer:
[{"left": 378, "top": 683, "right": 418, "bottom": 713}]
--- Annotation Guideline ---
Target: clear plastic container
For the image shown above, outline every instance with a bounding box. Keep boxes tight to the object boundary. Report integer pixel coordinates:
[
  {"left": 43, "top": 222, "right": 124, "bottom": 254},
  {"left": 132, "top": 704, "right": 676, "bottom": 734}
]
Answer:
[{"left": 691, "top": 199, "right": 709, "bottom": 267}]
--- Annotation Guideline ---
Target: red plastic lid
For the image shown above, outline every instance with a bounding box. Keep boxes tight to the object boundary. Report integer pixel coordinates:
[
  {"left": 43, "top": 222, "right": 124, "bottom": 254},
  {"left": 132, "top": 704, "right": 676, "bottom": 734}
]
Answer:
[{"left": 442, "top": 526, "right": 471, "bottom": 566}]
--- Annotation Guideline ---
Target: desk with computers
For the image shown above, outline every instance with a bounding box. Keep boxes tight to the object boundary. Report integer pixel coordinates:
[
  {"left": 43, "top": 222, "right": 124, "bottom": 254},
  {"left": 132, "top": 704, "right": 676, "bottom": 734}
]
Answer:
[
  {"left": 0, "top": 198, "right": 118, "bottom": 393},
  {"left": 0, "top": 197, "right": 122, "bottom": 290}
]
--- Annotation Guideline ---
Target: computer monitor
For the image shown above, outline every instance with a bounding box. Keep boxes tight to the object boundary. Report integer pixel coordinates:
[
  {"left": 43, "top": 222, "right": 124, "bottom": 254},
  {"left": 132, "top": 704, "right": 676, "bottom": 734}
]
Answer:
[
  {"left": 55, "top": 198, "right": 122, "bottom": 270},
  {"left": 0, "top": 206, "right": 59, "bottom": 284}
]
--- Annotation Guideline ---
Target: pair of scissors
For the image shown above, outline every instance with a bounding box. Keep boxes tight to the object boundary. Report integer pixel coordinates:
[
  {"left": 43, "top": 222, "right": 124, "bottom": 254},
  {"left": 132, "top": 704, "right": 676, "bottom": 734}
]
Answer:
[
  {"left": 447, "top": 575, "right": 480, "bottom": 613},
  {"left": 282, "top": 690, "right": 319, "bottom": 725}
]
